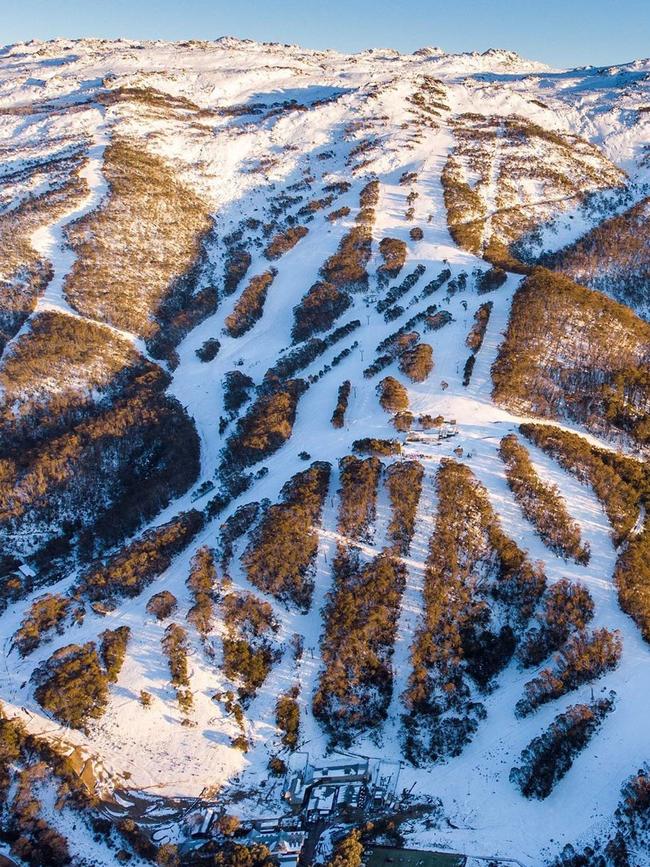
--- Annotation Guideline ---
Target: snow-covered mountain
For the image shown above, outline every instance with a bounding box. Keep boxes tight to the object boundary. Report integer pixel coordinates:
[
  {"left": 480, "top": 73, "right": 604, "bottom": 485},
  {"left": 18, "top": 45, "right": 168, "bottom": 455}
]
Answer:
[{"left": 0, "top": 37, "right": 649, "bottom": 866}]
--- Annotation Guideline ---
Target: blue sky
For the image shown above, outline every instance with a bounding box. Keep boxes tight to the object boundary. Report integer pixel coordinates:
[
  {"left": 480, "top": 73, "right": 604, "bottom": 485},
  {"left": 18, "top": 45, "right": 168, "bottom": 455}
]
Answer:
[{"left": 3, "top": 0, "right": 649, "bottom": 68}]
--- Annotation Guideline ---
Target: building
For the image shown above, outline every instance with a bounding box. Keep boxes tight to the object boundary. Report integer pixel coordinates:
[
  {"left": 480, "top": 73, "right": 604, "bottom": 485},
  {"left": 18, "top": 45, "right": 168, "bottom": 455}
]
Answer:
[{"left": 248, "top": 829, "right": 307, "bottom": 867}]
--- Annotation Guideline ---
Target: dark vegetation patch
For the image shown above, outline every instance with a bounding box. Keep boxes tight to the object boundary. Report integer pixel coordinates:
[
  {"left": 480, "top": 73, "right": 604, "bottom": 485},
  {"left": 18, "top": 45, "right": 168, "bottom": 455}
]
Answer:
[
  {"left": 276, "top": 688, "right": 300, "bottom": 749},
  {"left": 263, "top": 225, "right": 308, "bottom": 260},
  {"left": 13, "top": 593, "right": 78, "bottom": 657},
  {"left": 352, "top": 438, "right": 402, "bottom": 456},
  {"left": 291, "top": 281, "right": 351, "bottom": 343},
  {"left": 65, "top": 137, "right": 213, "bottom": 354},
  {"left": 242, "top": 462, "right": 331, "bottom": 610},
  {"left": 223, "top": 248, "right": 251, "bottom": 296},
  {"left": 515, "top": 628, "right": 622, "bottom": 717},
  {"left": 377, "top": 376, "right": 409, "bottom": 412},
  {"left": 221, "top": 590, "right": 280, "bottom": 703},
  {"left": 0, "top": 313, "right": 200, "bottom": 575},
  {"left": 403, "top": 460, "right": 546, "bottom": 764},
  {"left": 398, "top": 343, "right": 433, "bottom": 382},
  {"left": 219, "top": 503, "right": 261, "bottom": 572},
  {"left": 162, "top": 622, "right": 193, "bottom": 713},
  {"left": 146, "top": 590, "right": 178, "bottom": 621},
  {"left": 78, "top": 510, "right": 204, "bottom": 602},
  {"left": 377, "top": 237, "right": 407, "bottom": 283},
  {"left": 376, "top": 265, "right": 426, "bottom": 314},
  {"left": 466, "top": 301, "right": 493, "bottom": 352},
  {"left": 499, "top": 434, "right": 590, "bottom": 563},
  {"left": 264, "top": 320, "right": 361, "bottom": 382},
  {"left": 518, "top": 578, "right": 595, "bottom": 668},
  {"left": 223, "top": 379, "right": 307, "bottom": 469},
  {"left": 222, "top": 369, "right": 255, "bottom": 415},
  {"left": 313, "top": 549, "right": 407, "bottom": 745},
  {"left": 337, "top": 455, "right": 382, "bottom": 542},
  {"left": 32, "top": 642, "right": 109, "bottom": 731},
  {"left": 186, "top": 546, "right": 217, "bottom": 636},
  {"left": 331, "top": 380, "right": 351, "bottom": 428},
  {"left": 511, "top": 696, "right": 614, "bottom": 799},
  {"left": 99, "top": 625, "right": 130, "bottom": 682},
  {"left": 386, "top": 460, "right": 424, "bottom": 555},
  {"left": 320, "top": 180, "right": 378, "bottom": 292},
  {"left": 492, "top": 269, "right": 650, "bottom": 445},
  {"left": 224, "top": 268, "right": 277, "bottom": 337},
  {"left": 196, "top": 337, "right": 220, "bottom": 362}
]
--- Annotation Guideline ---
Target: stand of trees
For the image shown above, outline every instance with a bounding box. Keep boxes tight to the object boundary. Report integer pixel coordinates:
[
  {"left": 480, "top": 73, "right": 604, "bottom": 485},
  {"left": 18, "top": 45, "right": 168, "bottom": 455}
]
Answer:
[
  {"left": 403, "top": 459, "right": 546, "bottom": 764},
  {"left": 511, "top": 696, "right": 614, "bottom": 799},
  {"left": 242, "top": 462, "right": 331, "bottom": 610},
  {"left": 313, "top": 548, "right": 407, "bottom": 745},
  {"left": 499, "top": 434, "right": 590, "bottom": 563}
]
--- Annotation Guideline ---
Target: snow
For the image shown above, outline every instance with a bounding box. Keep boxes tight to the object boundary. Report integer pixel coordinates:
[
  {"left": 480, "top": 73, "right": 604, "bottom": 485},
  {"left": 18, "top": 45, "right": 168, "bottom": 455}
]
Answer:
[{"left": 0, "top": 35, "right": 649, "bottom": 864}]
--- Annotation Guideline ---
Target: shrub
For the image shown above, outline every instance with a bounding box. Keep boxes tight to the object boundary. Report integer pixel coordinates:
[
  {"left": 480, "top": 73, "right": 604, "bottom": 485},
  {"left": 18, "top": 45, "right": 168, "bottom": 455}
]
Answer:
[
  {"left": 186, "top": 546, "right": 217, "bottom": 635},
  {"left": 516, "top": 628, "right": 622, "bottom": 717},
  {"left": 476, "top": 267, "right": 507, "bottom": 294},
  {"left": 338, "top": 455, "right": 382, "bottom": 541},
  {"left": 462, "top": 354, "right": 475, "bottom": 387},
  {"left": 32, "top": 642, "right": 109, "bottom": 731},
  {"left": 222, "top": 369, "right": 255, "bottom": 415},
  {"left": 377, "top": 237, "right": 407, "bottom": 281},
  {"left": 500, "top": 434, "right": 590, "bottom": 563},
  {"left": 352, "top": 438, "right": 401, "bottom": 456},
  {"left": 223, "top": 248, "right": 251, "bottom": 295},
  {"left": 276, "top": 690, "right": 300, "bottom": 748},
  {"left": 99, "top": 626, "right": 130, "bottom": 682},
  {"left": 243, "top": 462, "right": 331, "bottom": 610},
  {"left": 13, "top": 593, "right": 73, "bottom": 657},
  {"left": 392, "top": 411, "right": 414, "bottom": 432},
  {"left": 331, "top": 380, "right": 351, "bottom": 428},
  {"left": 410, "top": 227, "right": 424, "bottom": 241},
  {"left": 222, "top": 592, "right": 279, "bottom": 701},
  {"left": 264, "top": 226, "right": 308, "bottom": 260},
  {"left": 224, "top": 269, "right": 277, "bottom": 337},
  {"left": 466, "top": 301, "right": 493, "bottom": 352},
  {"left": 162, "top": 622, "right": 192, "bottom": 709},
  {"left": 398, "top": 343, "right": 433, "bottom": 382},
  {"left": 291, "top": 281, "right": 351, "bottom": 343},
  {"left": 327, "top": 206, "right": 351, "bottom": 222},
  {"left": 146, "top": 590, "right": 178, "bottom": 621},
  {"left": 196, "top": 338, "right": 220, "bottom": 362},
  {"left": 511, "top": 697, "right": 614, "bottom": 800},
  {"left": 377, "top": 376, "right": 409, "bottom": 412}
]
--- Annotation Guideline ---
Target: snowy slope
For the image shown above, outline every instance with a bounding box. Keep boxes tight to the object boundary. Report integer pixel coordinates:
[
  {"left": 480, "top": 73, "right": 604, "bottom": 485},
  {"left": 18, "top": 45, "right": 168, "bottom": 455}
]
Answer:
[{"left": 0, "top": 37, "right": 649, "bottom": 866}]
